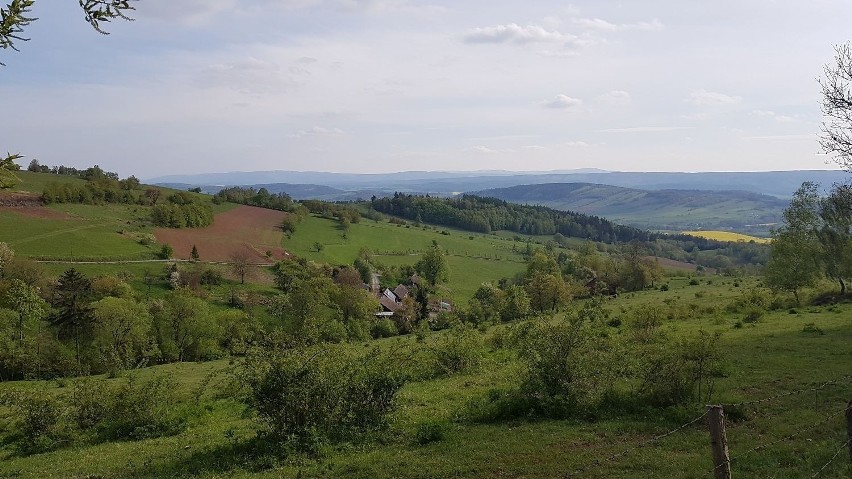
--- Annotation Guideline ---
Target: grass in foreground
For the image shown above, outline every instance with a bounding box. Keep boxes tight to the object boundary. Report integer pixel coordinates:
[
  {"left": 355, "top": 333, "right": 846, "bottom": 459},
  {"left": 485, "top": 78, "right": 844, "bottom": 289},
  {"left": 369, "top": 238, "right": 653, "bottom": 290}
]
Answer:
[{"left": 1, "top": 278, "right": 850, "bottom": 479}]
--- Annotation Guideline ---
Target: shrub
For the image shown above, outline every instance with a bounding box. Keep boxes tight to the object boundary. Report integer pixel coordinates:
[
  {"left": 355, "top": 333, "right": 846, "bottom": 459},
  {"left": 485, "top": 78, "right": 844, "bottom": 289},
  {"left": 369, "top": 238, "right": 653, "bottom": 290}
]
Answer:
[
  {"left": 660, "top": 283, "right": 669, "bottom": 291},
  {"left": 158, "top": 243, "right": 174, "bottom": 259},
  {"left": 421, "top": 324, "right": 484, "bottom": 378},
  {"left": 100, "top": 374, "right": 187, "bottom": 440},
  {"left": 636, "top": 330, "right": 723, "bottom": 406},
  {"left": 413, "top": 420, "right": 446, "bottom": 445},
  {"left": 370, "top": 318, "right": 398, "bottom": 338},
  {"left": 689, "top": 278, "right": 700, "bottom": 286},
  {"left": 511, "top": 305, "right": 619, "bottom": 417},
  {"left": 0, "top": 389, "right": 68, "bottom": 453},
  {"left": 239, "top": 344, "right": 407, "bottom": 451}
]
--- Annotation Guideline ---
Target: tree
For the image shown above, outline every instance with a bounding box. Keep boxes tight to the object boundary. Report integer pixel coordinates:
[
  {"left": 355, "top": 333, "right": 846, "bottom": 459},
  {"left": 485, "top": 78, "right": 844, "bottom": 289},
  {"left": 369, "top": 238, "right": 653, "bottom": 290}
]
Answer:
[
  {"left": 229, "top": 249, "right": 252, "bottom": 284},
  {"left": 190, "top": 245, "right": 200, "bottom": 262},
  {"left": 764, "top": 229, "right": 821, "bottom": 304},
  {"left": 415, "top": 246, "right": 448, "bottom": 289},
  {"left": 0, "top": 241, "right": 13, "bottom": 278},
  {"left": 778, "top": 182, "right": 852, "bottom": 295},
  {"left": 0, "top": 153, "right": 22, "bottom": 189},
  {"left": 51, "top": 268, "right": 93, "bottom": 369},
  {"left": 526, "top": 273, "right": 569, "bottom": 314},
  {"left": 820, "top": 42, "right": 852, "bottom": 170},
  {"left": 1, "top": 279, "right": 46, "bottom": 378},
  {"left": 1, "top": 0, "right": 136, "bottom": 66},
  {"left": 90, "top": 297, "right": 152, "bottom": 369}
]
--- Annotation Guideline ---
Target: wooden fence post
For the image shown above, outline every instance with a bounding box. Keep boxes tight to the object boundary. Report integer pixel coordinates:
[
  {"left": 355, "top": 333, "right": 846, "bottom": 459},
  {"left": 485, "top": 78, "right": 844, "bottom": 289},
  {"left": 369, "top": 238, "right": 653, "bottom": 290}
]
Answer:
[
  {"left": 707, "top": 405, "right": 732, "bottom": 479},
  {"left": 846, "top": 399, "right": 852, "bottom": 463}
]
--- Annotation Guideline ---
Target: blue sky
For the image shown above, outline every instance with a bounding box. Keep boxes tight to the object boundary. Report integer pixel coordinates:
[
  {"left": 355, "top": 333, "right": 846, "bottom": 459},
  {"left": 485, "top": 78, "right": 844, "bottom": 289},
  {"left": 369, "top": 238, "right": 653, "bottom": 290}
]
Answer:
[{"left": 1, "top": 0, "right": 849, "bottom": 178}]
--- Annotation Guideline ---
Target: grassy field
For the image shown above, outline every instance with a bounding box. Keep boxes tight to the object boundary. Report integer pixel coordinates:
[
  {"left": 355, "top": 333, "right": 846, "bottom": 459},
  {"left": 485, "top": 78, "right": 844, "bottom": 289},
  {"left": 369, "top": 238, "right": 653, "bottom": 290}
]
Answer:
[
  {"left": 1, "top": 276, "right": 850, "bottom": 478},
  {"left": 683, "top": 231, "right": 771, "bottom": 244},
  {"left": 286, "top": 215, "right": 529, "bottom": 302},
  {"left": 1, "top": 173, "right": 235, "bottom": 261}
]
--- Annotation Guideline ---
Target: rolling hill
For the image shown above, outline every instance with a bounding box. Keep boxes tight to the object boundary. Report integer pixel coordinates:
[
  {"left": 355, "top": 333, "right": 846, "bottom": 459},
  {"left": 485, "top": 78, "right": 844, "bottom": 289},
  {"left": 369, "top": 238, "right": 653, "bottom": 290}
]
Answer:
[{"left": 473, "top": 183, "right": 789, "bottom": 233}]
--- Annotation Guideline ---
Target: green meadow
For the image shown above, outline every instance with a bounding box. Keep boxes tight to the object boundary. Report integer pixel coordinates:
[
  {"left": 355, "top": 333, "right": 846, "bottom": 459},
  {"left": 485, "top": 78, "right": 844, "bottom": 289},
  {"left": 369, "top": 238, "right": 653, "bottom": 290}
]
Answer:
[
  {"left": 1, "top": 276, "right": 850, "bottom": 479},
  {"left": 285, "top": 215, "right": 530, "bottom": 302}
]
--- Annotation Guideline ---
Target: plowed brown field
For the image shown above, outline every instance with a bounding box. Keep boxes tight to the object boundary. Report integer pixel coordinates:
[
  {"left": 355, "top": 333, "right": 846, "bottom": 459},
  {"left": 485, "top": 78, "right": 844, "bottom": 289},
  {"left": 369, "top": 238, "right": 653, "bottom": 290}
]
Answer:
[{"left": 153, "top": 205, "right": 289, "bottom": 263}]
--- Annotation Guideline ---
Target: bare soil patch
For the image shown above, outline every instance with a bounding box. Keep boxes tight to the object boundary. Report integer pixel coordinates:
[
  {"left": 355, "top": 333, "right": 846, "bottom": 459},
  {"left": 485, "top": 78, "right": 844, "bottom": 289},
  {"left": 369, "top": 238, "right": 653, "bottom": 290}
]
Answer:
[
  {"left": 0, "top": 192, "right": 73, "bottom": 219},
  {"left": 153, "top": 205, "right": 290, "bottom": 263}
]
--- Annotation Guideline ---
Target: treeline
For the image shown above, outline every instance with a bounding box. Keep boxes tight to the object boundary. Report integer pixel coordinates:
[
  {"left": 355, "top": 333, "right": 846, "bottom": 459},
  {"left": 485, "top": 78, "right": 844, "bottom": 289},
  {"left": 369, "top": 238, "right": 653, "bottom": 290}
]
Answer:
[
  {"left": 371, "top": 193, "right": 648, "bottom": 242},
  {"left": 213, "top": 187, "right": 298, "bottom": 212},
  {"left": 371, "top": 193, "right": 768, "bottom": 268},
  {"left": 150, "top": 192, "right": 213, "bottom": 228},
  {"left": 42, "top": 165, "right": 142, "bottom": 205},
  {"left": 27, "top": 160, "right": 120, "bottom": 180}
]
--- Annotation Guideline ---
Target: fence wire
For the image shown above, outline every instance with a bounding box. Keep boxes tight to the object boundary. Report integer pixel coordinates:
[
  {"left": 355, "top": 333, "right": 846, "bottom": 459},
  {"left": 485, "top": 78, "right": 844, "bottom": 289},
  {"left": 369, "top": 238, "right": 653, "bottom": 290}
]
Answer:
[
  {"left": 720, "top": 375, "right": 851, "bottom": 409},
  {"left": 707, "top": 403, "right": 852, "bottom": 475},
  {"left": 564, "top": 409, "right": 709, "bottom": 478},
  {"left": 810, "top": 438, "right": 852, "bottom": 478}
]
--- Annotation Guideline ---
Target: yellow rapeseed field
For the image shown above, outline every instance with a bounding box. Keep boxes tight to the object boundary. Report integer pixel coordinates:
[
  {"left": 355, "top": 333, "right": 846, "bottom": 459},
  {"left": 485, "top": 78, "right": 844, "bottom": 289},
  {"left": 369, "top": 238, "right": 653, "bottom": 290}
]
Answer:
[{"left": 682, "top": 230, "right": 771, "bottom": 244}]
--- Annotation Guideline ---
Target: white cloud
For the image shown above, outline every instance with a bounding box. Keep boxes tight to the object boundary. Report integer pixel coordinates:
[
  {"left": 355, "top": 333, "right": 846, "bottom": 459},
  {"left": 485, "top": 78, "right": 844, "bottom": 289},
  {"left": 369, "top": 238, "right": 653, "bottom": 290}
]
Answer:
[
  {"left": 743, "top": 134, "right": 814, "bottom": 140},
  {"left": 543, "top": 94, "right": 583, "bottom": 109},
  {"left": 464, "top": 23, "right": 581, "bottom": 45},
  {"left": 573, "top": 17, "right": 664, "bottom": 32},
  {"left": 751, "top": 109, "right": 797, "bottom": 122},
  {"left": 686, "top": 89, "right": 742, "bottom": 106},
  {"left": 601, "top": 90, "right": 631, "bottom": 105},
  {"left": 596, "top": 126, "right": 692, "bottom": 133},
  {"left": 197, "top": 57, "right": 296, "bottom": 95},
  {"left": 288, "top": 126, "right": 346, "bottom": 138}
]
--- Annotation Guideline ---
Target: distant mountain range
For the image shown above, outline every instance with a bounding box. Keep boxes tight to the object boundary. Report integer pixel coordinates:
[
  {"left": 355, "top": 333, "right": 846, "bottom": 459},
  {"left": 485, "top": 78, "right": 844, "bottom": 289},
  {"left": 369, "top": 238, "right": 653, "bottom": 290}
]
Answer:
[
  {"left": 148, "top": 168, "right": 850, "bottom": 234},
  {"left": 148, "top": 169, "right": 848, "bottom": 199}
]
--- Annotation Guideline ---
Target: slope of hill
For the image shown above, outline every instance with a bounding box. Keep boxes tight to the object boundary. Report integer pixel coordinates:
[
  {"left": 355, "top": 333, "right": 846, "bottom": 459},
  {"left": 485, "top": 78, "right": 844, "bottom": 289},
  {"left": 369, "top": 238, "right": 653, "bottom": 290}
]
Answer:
[
  {"left": 147, "top": 169, "right": 848, "bottom": 199},
  {"left": 474, "top": 183, "right": 788, "bottom": 233}
]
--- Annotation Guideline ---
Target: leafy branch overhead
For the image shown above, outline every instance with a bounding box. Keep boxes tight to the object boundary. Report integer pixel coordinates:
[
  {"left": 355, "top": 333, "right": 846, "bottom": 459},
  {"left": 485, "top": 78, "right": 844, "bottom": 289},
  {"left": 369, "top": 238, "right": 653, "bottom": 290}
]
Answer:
[{"left": 0, "top": 0, "right": 135, "bottom": 65}]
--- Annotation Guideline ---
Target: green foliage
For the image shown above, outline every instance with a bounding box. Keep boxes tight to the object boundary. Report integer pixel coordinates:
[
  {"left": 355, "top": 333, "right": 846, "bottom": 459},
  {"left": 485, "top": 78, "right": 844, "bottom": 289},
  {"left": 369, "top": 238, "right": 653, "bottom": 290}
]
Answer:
[
  {"left": 418, "top": 324, "right": 484, "bottom": 378},
  {"left": 414, "top": 246, "right": 449, "bottom": 288},
  {"left": 239, "top": 343, "right": 407, "bottom": 451},
  {"left": 413, "top": 420, "right": 446, "bottom": 445},
  {"left": 158, "top": 243, "right": 173, "bottom": 259},
  {"left": 636, "top": 330, "right": 723, "bottom": 407},
  {"left": 90, "top": 297, "right": 153, "bottom": 371},
  {"left": 0, "top": 387, "right": 67, "bottom": 453},
  {"left": 151, "top": 201, "right": 213, "bottom": 228},
  {"left": 100, "top": 374, "right": 187, "bottom": 440},
  {"left": 510, "top": 304, "right": 619, "bottom": 417},
  {"left": 0, "top": 152, "right": 23, "bottom": 188}
]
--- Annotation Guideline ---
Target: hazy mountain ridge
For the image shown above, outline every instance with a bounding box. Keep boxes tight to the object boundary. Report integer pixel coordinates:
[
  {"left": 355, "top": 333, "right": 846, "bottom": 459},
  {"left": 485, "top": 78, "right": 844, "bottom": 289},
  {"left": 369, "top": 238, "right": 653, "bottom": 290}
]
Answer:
[
  {"left": 473, "top": 183, "right": 789, "bottom": 233},
  {"left": 149, "top": 169, "right": 849, "bottom": 198}
]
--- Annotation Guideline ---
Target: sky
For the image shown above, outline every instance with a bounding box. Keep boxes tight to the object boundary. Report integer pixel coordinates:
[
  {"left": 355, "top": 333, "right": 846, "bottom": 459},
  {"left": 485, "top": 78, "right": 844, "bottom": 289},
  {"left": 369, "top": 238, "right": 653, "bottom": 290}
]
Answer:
[{"left": 1, "top": 0, "right": 850, "bottom": 179}]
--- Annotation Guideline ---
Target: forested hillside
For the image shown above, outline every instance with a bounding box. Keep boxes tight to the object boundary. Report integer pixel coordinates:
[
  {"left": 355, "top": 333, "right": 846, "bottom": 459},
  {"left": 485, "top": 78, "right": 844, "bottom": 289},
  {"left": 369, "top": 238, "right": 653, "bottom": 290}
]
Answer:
[{"left": 475, "top": 183, "right": 787, "bottom": 233}]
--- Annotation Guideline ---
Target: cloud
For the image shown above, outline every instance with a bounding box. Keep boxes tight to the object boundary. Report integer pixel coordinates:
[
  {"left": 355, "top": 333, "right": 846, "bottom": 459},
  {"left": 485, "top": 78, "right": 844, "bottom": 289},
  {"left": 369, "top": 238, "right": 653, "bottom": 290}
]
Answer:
[
  {"left": 197, "top": 57, "right": 296, "bottom": 95},
  {"left": 601, "top": 90, "right": 631, "bottom": 105},
  {"left": 288, "top": 126, "right": 346, "bottom": 138},
  {"left": 543, "top": 94, "right": 583, "bottom": 109},
  {"left": 573, "top": 17, "right": 663, "bottom": 32},
  {"left": 596, "top": 126, "right": 692, "bottom": 133},
  {"left": 743, "top": 133, "right": 814, "bottom": 140},
  {"left": 464, "top": 23, "right": 580, "bottom": 45},
  {"left": 686, "top": 89, "right": 742, "bottom": 106},
  {"left": 751, "top": 109, "right": 797, "bottom": 122},
  {"left": 562, "top": 141, "right": 592, "bottom": 147}
]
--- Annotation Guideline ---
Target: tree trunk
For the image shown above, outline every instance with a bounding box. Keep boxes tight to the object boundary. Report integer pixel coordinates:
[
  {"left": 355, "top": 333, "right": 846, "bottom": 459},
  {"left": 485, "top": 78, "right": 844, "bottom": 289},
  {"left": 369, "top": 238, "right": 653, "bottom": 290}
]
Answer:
[{"left": 840, "top": 278, "right": 846, "bottom": 296}]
